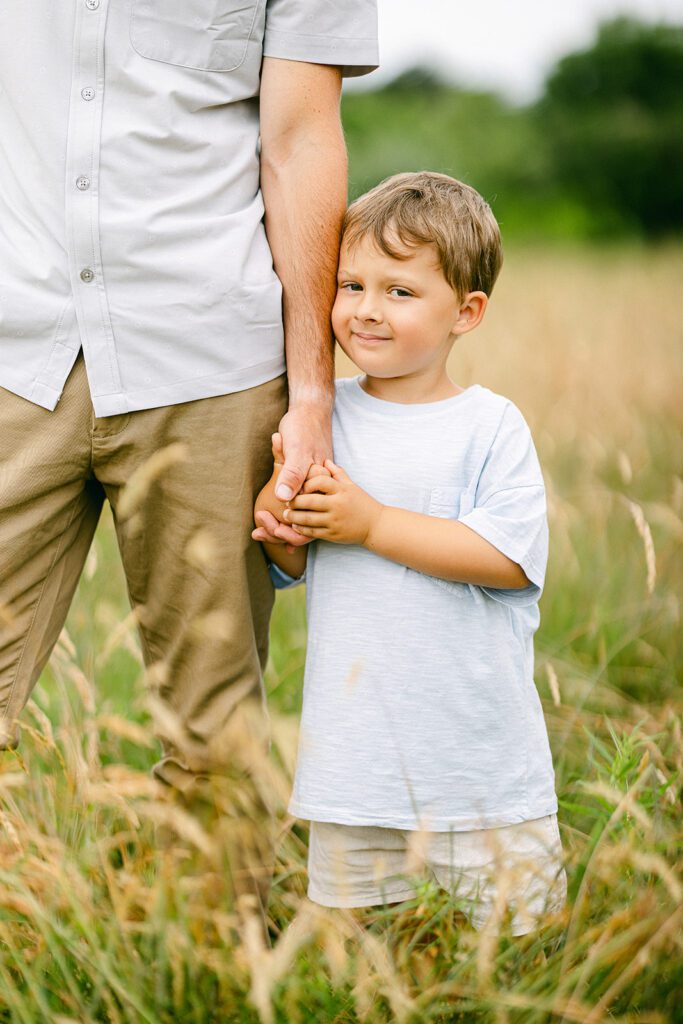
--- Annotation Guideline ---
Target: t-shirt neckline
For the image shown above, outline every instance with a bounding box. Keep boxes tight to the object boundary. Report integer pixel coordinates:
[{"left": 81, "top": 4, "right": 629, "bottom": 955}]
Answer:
[{"left": 341, "top": 376, "right": 482, "bottom": 417}]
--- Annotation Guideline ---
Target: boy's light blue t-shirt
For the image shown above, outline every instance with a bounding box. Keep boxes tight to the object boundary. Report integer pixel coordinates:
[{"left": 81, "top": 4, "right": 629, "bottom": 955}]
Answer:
[{"left": 280, "top": 377, "right": 558, "bottom": 831}]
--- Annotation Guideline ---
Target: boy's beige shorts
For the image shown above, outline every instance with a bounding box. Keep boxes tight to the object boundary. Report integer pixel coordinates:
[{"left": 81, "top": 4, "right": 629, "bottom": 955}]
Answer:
[
  {"left": 0, "top": 352, "right": 287, "bottom": 789},
  {"left": 308, "top": 814, "right": 568, "bottom": 935}
]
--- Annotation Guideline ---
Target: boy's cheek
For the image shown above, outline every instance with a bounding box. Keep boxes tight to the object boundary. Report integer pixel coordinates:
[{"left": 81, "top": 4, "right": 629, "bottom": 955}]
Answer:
[{"left": 331, "top": 304, "right": 353, "bottom": 346}]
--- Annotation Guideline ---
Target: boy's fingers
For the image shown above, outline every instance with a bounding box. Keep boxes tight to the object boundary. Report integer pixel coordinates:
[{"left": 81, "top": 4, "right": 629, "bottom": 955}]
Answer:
[
  {"left": 306, "top": 462, "right": 331, "bottom": 479},
  {"left": 288, "top": 493, "right": 329, "bottom": 511},
  {"left": 255, "top": 509, "right": 281, "bottom": 532},
  {"left": 252, "top": 526, "right": 284, "bottom": 544},
  {"left": 302, "top": 475, "right": 337, "bottom": 495},
  {"left": 283, "top": 509, "right": 327, "bottom": 527},
  {"left": 323, "top": 458, "right": 348, "bottom": 481},
  {"left": 272, "top": 522, "right": 311, "bottom": 546},
  {"left": 254, "top": 509, "right": 304, "bottom": 546}
]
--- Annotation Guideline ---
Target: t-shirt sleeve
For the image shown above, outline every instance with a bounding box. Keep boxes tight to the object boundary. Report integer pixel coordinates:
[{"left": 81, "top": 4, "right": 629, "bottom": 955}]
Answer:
[
  {"left": 458, "top": 401, "right": 548, "bottom": 607},
  {"left": 263, "top": 0, "right": 379, "bottom": 77}
]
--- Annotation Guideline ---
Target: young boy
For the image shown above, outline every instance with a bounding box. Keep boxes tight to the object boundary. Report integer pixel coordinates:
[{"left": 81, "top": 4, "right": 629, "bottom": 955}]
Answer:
[{"left": 253, "top": 172, "right": 566, "bottom": 935}]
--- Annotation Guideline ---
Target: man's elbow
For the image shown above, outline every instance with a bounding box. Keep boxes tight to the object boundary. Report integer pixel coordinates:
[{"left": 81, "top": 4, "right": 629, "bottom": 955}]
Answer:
[{"left": 261, "top": 119, "right": 345, "bottom": 173}]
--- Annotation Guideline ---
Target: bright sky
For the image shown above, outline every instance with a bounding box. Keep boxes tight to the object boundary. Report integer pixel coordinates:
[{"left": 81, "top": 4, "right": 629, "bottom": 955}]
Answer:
[{"left": 349, "top": 0, "right": 682, "bottom": 101}]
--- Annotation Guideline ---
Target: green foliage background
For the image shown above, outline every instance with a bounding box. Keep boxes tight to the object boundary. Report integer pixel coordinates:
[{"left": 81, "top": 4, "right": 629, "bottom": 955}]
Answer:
[{"left": 341, "top": 18, "right": 683, "bottom": 241}]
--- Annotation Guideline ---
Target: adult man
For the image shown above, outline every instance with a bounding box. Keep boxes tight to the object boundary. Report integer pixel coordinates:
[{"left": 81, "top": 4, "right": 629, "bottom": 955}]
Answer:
[{"left": 0, "top": 2, "right": 378, "bottom": 791}]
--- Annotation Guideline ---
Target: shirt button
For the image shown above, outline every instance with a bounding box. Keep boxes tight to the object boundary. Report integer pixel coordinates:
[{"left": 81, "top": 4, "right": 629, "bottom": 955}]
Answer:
[
  {"left": 81, "top": 87, "right": 95, "bottom": 101},
  {"left": 85, "top": 0, "right": 100, "bottom": 8},
  {"left": 76, "top": 176, "right": 91, "bottom": 191},
  {"left": 80, "top": 268, "right": 94, "bottom": 283}
]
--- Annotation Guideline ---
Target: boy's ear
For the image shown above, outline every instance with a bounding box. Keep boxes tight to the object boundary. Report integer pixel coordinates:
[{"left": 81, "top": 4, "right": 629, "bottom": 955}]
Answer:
[{"left": 452, "top": 291, "right": 488, "bottom": 337}]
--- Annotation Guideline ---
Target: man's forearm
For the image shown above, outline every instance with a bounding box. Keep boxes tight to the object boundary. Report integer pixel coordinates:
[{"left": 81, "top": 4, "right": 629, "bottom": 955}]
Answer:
[
  {"left": 259, "top": 60, "right": 345, "bottom": 499},
  {"left": 366, "top": 507, "right": 530, "bottom": 589},
  {"left": 260, "top": 100, "right": 346, "bottom": 410}
]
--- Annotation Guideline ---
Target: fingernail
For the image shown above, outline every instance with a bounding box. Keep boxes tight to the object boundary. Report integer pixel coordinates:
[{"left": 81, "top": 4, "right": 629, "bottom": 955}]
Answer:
[
  {"left": 282, "top": 509, "right": 290, "bottom": 520},
  {"left": 276, "top": 485, "right": 293, "bottom": 501}
]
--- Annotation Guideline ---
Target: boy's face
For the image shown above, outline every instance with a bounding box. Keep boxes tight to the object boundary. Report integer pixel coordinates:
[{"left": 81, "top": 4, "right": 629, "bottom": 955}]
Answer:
[{"left": 332, "top": 233, "right": 485, "bottom": 383}]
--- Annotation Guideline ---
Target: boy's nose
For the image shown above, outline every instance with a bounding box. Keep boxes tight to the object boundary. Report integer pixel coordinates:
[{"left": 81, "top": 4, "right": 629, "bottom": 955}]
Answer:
[{"left": 357, "top": 299, "right": 382, "bottom": 322}]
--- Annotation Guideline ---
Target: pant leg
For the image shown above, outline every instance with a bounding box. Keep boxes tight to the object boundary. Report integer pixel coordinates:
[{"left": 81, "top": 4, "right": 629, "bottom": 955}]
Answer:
[
  {"left": 0, "top": 355, "right": 102, "bottom": 748},
  {"left": 307, "top": 822, "right": 416, "bottom": 908},
  {"left": 91, "top": 373, "right": 288, "bottom": 789},
  {"left": 427, "top": 815, "right": 568, "bottom": 935}
]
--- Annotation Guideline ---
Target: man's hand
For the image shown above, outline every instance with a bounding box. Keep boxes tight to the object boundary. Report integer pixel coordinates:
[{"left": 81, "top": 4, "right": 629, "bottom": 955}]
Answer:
[
  {"left": 282, "top": 459, "right": 383, "bottom": 546},
  {"left": 275, "top": 402, "right": 333, "bottom": 501},
  {"left": 253, "top": 433, "right": 312, "bottom": 550},
  {"left": 253, "top": 433, "right": 331, "bottom": 550},
  {"left": 253, "top": 508, "right": 303, "bottom": 553}
]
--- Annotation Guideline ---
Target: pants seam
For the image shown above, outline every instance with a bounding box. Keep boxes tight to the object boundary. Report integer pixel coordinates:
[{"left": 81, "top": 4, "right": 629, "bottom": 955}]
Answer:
[{"left": 1, "top": 496, "right": 83, "bottom": 729}]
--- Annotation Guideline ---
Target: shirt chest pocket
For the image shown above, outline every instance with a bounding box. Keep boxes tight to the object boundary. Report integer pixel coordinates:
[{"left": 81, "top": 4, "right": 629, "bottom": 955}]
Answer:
[
  {"left": 428, "top": 485, "right": 475, "bottom": 520},
  {"left": 130, "top": 0, "right": 260, "bottom": 72}
]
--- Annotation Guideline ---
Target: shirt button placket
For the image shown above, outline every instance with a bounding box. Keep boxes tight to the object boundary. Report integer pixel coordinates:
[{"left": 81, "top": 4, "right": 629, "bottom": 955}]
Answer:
[{"left": 66, "top": 0, "right": 120, "bottom": 400}]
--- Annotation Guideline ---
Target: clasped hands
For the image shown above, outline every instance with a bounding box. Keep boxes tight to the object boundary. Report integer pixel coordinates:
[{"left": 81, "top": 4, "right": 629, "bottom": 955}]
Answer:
[{"left": 252, "top": 433, "right": 383, "bottom": 550}]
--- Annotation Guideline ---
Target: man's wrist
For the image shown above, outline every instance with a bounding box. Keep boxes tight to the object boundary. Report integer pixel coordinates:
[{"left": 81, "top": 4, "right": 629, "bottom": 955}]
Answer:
[{"left": 286, "top": 388, "right": 334, "bottom": 413}]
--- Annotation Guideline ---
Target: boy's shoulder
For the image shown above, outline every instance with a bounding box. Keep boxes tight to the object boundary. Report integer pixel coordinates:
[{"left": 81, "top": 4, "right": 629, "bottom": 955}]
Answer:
[{"left": 476, "top": 386, "right": 531, "bottom": 424}]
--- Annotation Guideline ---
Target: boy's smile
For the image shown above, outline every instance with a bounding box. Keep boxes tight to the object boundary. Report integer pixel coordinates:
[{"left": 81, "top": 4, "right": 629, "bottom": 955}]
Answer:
[{"left": 332, "top": 232, "right": 487, "bottom": 402}]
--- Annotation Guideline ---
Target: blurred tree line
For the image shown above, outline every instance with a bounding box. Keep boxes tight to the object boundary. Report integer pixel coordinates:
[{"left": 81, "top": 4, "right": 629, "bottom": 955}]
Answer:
[{"left": 341, "top": 18, "right": 683, "bottom": 241}]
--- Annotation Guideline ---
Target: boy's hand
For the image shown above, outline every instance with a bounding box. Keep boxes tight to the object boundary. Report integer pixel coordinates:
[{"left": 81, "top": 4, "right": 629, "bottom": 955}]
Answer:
[{"left": 282, "top": 459, "right": 383, "bottom": 546}]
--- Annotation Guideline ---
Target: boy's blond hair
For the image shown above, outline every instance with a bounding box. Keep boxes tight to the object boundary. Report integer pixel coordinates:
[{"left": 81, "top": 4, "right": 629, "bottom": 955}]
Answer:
[{"left": 342, "top": 171, "right": 503, "bottom": 298}]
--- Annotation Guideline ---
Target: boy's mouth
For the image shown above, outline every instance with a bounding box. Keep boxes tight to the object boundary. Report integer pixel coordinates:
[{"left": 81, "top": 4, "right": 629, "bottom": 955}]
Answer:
[{"left": 353, "top": 331, "right": 390, "bottom": 343}]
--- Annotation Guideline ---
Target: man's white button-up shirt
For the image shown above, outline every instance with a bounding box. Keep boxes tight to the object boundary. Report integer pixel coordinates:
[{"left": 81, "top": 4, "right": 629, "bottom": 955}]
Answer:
[{"left": 0, "top": 1, "right": 378, "bottom": 416}]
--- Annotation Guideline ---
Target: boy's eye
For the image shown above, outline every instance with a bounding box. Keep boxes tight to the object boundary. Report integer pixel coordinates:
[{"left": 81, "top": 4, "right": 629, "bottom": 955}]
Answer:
[
  {"left": 389, "top": 287, "right": 413, "bottom": 297},
  {"left": 340, "top": 282, "right": 363, "bottom": 292}
]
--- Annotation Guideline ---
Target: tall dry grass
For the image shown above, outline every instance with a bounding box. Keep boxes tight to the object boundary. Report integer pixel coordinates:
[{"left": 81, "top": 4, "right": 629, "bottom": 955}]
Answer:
[{"left": 1, "top": 245, "right": 681, "bottom": 1023}]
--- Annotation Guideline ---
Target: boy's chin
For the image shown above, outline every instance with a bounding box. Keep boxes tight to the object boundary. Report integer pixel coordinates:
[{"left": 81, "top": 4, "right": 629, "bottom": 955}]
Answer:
[
  {"left": 359, "top": 366, "right": 400, "bottom": 378},
  {"left": 341, "top": 348, "right": 400, "bottom": 379}
]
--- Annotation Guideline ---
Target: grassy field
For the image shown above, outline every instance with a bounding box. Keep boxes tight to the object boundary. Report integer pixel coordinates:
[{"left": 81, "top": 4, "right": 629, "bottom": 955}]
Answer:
[{"left": 0, "top": 246, "right": 681, "bottom": 1023}]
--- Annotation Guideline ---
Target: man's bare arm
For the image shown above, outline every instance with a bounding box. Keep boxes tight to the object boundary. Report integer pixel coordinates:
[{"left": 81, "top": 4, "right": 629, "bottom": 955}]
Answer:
[{"left": 259, "top": 57, "right": 347, "bottom": 501}]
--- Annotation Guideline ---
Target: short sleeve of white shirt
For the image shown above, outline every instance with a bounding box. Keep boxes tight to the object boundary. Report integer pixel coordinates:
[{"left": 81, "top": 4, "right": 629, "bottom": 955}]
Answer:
[
  {"left": 264, "top": 0, "right": 379, "bottom": 76},
  {"left": 458, "top": 402, "right": 549, "bottom": 607}
]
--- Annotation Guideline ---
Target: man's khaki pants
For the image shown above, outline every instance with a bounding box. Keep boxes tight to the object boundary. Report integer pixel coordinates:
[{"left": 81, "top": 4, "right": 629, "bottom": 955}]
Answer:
[{"left": 0, "top": 351, "right": 288, "bottom": 791}]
